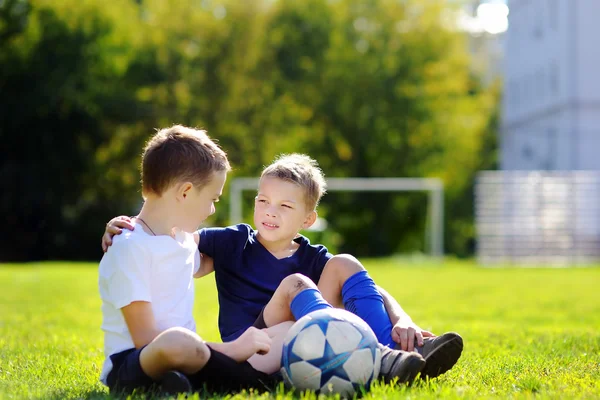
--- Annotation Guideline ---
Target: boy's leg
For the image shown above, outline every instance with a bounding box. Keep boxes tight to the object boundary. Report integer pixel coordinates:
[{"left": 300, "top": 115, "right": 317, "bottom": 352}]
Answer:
[
  {"left": 193, "top": 322, "right": 295, "bottom": 394},
  {"left": 318, "top": 254, "right": 462, "bottom": 380},
  {"left": 255, "top": 273, "right": 332, "bottom": 329},
  {"left": 254, "top": 271, "right": 425, "bottom": 385},
  {"left": 247, "top": 321, "right": 294, "bottom": 375},
  {"left": 318, "top": 254, "right": 395, "bottom": 346},
  {"left": 108, "top": 327, "right": 209, "bottom": 394},
  {"left": 138, "top": 327, "right": 211, "bottom": 378},
  {"left": 137, "top": 326, "right": 280, "bottom": 393},
  {"left": 188, "top": 346, "right": 278, "bottom": 394}
]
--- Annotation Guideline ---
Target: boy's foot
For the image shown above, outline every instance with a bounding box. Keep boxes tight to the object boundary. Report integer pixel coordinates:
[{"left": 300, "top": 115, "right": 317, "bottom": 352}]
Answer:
[
  {"left": 159, "top": 370, "right": 192, "bottom": 395},
  {"left": 412, "top": 332, "right": 463, "bottom": 379},
  {"left": 378, "top": 344, "right": 426, "bottom": 384}
]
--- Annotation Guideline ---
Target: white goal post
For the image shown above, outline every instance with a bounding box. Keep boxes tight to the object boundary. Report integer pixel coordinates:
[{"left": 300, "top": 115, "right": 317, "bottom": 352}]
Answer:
[{"left": 229, "top": 177, "right": 444, "bottom": 257}]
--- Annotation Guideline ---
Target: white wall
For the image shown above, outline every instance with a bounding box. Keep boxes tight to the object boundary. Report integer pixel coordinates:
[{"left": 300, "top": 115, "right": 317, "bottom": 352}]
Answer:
[
  {"left": 502, "top": 108, "right": 573, "bottom": 170},
  {"left": 502, "top": 0, "right": 600, "bottom": 171},
  {"left": 576, "top": 0, "right": 600, "bottom": 103}
]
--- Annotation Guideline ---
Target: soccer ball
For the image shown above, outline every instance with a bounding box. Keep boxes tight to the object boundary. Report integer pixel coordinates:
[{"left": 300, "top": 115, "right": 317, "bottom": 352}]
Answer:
[{"left": 280, "top": 308, "right": 381, "bottom": 398}]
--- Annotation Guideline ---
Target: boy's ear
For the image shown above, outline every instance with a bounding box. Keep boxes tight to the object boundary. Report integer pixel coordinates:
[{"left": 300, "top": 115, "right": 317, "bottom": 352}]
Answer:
[
  {"left": 179, "top": 182, "right": 194, "bottom": 200},
  {"left": 302, "top": 210, "right": 318, "bottom": 230}
]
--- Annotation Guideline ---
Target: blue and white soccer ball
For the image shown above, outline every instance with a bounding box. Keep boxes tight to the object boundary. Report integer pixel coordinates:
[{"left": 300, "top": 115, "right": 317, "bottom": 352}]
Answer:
[{"left": 281, "top": 308, "right": 381, "bottom": 398}]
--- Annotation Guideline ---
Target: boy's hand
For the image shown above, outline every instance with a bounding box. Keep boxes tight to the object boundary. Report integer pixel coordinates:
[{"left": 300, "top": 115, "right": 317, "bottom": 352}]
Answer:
[
  {"left": 391, "top": 321, "right": 435, "bottom": 352},
  {"left": 228, "top": 327, "right": 272, "bottom": 362},
  {"left": 240, "top": 326, "right": 272, "bottom": 355},
  {"left": 102, "top": 216, "right": 135, "bottom": 252}
]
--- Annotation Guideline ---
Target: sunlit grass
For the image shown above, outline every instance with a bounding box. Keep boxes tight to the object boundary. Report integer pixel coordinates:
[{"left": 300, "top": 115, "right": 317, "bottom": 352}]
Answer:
[{"left": 0, "top": 260, "right": 599, "bottom": 399}]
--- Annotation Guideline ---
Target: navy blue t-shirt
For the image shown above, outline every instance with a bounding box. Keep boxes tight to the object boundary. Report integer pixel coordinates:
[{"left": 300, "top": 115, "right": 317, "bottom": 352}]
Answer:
[{"left": 199, "top": 223, "right": 332, "bottom": 342}]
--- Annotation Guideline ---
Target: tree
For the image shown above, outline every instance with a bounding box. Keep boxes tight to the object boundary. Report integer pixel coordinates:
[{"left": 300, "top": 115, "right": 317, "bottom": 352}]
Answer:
[
  {"left": 0, "top": 0, "right": 143, "bottom": 260},
  {"left": 247, "top": 0, "right": 497, "bottom": 255},
  {"left": 1, "top": 0, "right": 498, "bottom": 260}
]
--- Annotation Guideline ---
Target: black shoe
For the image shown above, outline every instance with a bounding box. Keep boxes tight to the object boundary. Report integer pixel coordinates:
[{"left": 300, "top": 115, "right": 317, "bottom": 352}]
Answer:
[
  {"left": 159, "top": 370, "right": 192, "bottom": 395},
  {"left": 413, "top": 332, "right": 463, "bottom": 379},
  {"left": 378, "top": 344, "right": 426, "bottom": 384}
]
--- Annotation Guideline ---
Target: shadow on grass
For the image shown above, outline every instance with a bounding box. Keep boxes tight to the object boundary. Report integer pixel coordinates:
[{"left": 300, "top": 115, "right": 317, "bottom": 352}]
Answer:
[
  {"left": 38, "top": 388, "right": 275, "bottom": 400},
  {"left": 38, "top": 389, "right": 185, "bottom": 400},
  {"left": 38, "top": 389, "right": 112, "bottom": 400},
  {"left": 37, "top": 380, "right": 418, "bottom": 400}
]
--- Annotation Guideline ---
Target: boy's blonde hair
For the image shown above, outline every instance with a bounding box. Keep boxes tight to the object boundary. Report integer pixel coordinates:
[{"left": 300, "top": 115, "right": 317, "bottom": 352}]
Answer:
[
  {"left": 141, "top": 125, "right": 231, "bottom": 196},
  {"left": 261, "top": 154, "right": 327, "bottom": 210}
]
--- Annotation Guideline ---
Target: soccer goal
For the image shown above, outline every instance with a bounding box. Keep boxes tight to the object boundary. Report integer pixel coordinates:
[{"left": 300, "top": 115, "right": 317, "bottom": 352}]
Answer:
[{"left": 229, "top": 177, "right": 445, "bottom": 257}]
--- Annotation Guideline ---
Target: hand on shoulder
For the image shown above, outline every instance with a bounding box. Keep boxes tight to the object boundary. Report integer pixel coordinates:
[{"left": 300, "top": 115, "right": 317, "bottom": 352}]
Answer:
[{"left": 102, "top": 216, "right": 135, "bottom": 252}]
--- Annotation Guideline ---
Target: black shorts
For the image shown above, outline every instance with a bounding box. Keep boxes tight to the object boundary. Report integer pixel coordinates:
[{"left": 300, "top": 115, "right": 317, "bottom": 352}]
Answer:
[
  {"left": 106, "top": 346, "right": 281, "bottom": 395},
  {"left": 252, "top": 307, "right": 268, "bottom": 329},
  {"left": 106, "top": 346, "right": 154, "bottom": 394}
]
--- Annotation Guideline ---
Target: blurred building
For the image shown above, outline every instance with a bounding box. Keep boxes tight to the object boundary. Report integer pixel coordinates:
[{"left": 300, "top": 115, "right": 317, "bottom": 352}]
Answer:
[
  {"left": 476, "top": 1, "right": 600, "bottom": 265},
  {"left": 501, "top": 0, "right": 600, "bottom": 170}
]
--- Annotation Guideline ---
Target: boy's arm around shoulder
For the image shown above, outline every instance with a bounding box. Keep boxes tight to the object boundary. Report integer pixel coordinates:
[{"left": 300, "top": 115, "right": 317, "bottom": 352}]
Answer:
[
  {"left": 193, "top": 253, "right": 215, "bottom": 278},
  {"left": 192, "top": 231, "right": 214, "bottom": 278}
]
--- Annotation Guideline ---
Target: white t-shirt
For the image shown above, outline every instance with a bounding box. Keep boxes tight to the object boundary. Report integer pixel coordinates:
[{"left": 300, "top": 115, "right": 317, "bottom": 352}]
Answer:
[{"left": 98, "top": 224, "right": 200, "bottom": 384}]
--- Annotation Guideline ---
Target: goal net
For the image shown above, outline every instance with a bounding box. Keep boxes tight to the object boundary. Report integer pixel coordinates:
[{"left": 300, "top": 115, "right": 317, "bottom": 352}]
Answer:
[{"left": 229, "top": 177, "right": 444, "bottom": 257}]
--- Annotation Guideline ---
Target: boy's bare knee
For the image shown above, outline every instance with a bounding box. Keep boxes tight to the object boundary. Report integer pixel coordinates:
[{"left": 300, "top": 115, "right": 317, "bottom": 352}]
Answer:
[
  {"left": 331, "top": 253, "right": 363, "bottom": 266},
  {"left": 153, "top": 327, "right": 209, "bottom": 368},
  {"left": 328, "top": 254, "right": 364, "bottom": 272},
  {"left": 322, "top": 254, "right": 365, "bottom": 283},
  {"left": 281, "top": 273, "right": 316, "bottom": 297}
]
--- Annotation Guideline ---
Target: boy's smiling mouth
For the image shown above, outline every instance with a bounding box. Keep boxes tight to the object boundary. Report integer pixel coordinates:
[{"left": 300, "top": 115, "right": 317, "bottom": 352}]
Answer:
[{"left": 262, "top": 222, "right": 279, "bottom": 229}]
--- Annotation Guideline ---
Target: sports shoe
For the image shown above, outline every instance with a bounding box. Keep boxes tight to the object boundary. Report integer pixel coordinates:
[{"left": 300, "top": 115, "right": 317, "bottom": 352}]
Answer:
[
  {"left": 378, "top": 344, "right": 426, "bottom": 384},
  {"left": 159, "top": 370, "right": 192, "bottom": 395},
  {"left": 413, "top": 332, "right": 463, "bottom": 379}
]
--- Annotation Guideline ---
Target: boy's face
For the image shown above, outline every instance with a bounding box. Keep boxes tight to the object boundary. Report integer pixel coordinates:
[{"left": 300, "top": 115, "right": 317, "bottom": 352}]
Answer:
[
  {"left": 181, "top": 170, "right": 227, "bottom": 232},
  {"left": 254, "top": 176, "right": 316, "bottom": 242}
]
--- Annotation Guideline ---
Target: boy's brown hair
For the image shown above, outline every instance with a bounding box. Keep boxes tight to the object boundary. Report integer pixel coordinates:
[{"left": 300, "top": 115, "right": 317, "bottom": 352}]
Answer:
[
  {"left": 141, "top": 125, "right": 231, "bottom": 197},
  {"left": 261, "top": 153, "right": 327, "bottom": 210}
]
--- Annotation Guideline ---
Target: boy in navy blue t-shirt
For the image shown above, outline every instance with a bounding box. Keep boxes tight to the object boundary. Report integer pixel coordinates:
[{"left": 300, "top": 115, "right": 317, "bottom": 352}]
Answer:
[{"left": 103, "top": 154, "right": 462, "bottom": 381}]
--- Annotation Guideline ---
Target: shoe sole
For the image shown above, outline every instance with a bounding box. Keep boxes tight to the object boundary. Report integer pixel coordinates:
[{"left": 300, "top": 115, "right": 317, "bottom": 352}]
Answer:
[
  {"left": 389, "top": 355, "right": 426, "bottom": 384},
  {"left": 421, "top": 334, "right": 463, "bottom": 379},
  {"left": 160, "top": 370, "right": 192, "bottom": 395}
]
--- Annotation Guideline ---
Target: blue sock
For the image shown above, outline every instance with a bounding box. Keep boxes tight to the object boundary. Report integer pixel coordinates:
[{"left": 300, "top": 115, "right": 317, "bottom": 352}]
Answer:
[
  {"left": 342, "top": 270, "right": 394, "bottom": 347},
  {"left": 290, "top": 288, "right": 333, "bottom": 320}
]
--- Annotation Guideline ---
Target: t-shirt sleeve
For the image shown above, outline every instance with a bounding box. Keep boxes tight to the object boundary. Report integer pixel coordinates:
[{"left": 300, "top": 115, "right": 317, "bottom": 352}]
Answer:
[
  {"left": 198, "top": 224, "right": 252, "bottom": 265},
  {"left": 314, "top": 245, "right": 333, "bottom": 278},
  {"left": 297, "top": 241, "right": 333, "bottom": 284},
  {"left": 99, "top": 239, "right": 152, "bottom": 310}
]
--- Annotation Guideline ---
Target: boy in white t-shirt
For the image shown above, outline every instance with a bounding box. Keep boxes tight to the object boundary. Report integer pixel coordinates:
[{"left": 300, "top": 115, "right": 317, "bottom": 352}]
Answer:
[{"left": 99, "top": 125, "right": 298, "bottom": 395}]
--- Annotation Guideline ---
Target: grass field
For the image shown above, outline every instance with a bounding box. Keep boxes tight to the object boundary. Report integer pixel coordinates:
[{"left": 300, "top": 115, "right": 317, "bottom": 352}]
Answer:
[{"left": 0, "top": 260, "right": 599, "bottom": 399}]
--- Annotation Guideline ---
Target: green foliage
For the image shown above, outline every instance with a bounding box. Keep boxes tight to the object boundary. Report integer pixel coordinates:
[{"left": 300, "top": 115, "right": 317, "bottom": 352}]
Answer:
[
  {"left": 0, "top": 0, "right": 142, "bottom": 260},
  {"left": 0, "top": 0, "right": 499, "bottom": 260},
  {"left": 1, "top": 261, "right": 599, "bottom": 399}
]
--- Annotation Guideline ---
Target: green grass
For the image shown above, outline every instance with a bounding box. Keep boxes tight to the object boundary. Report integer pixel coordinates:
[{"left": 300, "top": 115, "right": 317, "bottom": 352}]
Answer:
[{"left": 1, "top": 260, "right": 599, "bottom": 399}]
